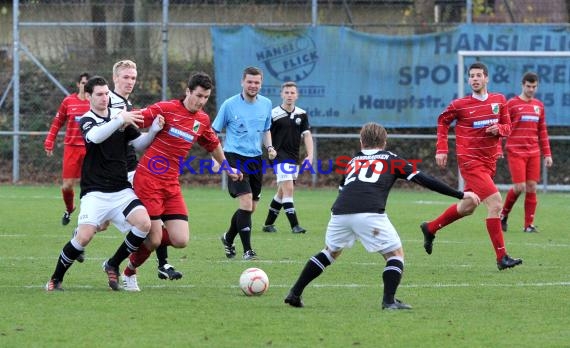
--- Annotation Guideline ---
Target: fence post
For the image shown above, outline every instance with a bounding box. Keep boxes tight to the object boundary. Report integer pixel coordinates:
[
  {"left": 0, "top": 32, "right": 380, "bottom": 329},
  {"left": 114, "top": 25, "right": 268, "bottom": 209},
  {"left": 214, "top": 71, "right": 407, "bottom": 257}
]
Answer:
[{"left": 12, "top": 0, "right": 21, "bottom": 183}]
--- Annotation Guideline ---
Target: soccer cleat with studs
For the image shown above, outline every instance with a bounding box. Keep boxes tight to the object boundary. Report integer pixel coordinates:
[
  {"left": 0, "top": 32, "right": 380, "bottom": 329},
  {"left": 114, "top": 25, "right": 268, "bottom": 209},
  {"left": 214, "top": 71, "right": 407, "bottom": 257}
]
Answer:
[
  {"left": 382, "top": 299, "right": 412, "bottom": 310},
  {"left": 45, "top": 278, "right": 64, "bottom": 292},
  {"left": 61, "top": 207, "right": 76, "bottom": 226},
  {"left": 102, "top": 260, "right": 121, "bottom": 291},
  {"left": 497, "top": 254, "right": 523, "bottom": 270},
  {"left": 523, "top": 225, "right": 539, "bottom": 233},
  {"left": 284, "top": 292, "right": 304, "bottom": 307},
  {"left": 291, "top": 225, "right": 306, "bottom": 234},
  {"left": 420, "top": 222, "right": 435, "bottom": 255},
  {"left": 121, "top": 273, "right": 141, "bottom": 292},
  {"left": 243, "top": 249, "right": 258, "bottom": 260},
  {"left": 220, "top": 234, "right": 236, "bottom": 259},
  {"left": 158, "top": 264, "right": 183, "bottom": 280},
  {"left": 262, "top": 225, "right": 277, "bottom": 233}
]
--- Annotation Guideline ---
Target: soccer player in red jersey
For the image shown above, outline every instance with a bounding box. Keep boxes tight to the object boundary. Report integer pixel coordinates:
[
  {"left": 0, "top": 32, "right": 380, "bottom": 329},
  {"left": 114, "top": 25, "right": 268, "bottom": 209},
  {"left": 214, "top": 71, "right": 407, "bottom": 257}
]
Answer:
[
  {"left": 44, "top": 72, "right": 91, "bottom": 226},
  {"left": 121, "top": 72, "right": 242, "bottom": 290},
  {"left": 420, "top": 62, "right": 523, "bottom": 270},
  {"left": 500, "top": 72, "right": 553, "bottom": 233}
]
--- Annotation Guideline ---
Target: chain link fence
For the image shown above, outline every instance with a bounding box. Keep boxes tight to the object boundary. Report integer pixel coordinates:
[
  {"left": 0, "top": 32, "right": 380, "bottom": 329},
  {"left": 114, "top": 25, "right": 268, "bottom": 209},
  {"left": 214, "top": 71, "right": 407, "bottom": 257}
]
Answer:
[{"left": 0, "top": 0, "right": 568, "bottom": 186}]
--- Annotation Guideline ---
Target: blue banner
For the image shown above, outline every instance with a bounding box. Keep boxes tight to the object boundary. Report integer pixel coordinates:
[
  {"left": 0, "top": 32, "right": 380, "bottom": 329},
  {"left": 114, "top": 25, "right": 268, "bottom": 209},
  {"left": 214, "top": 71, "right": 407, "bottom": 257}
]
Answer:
[{"left": 212, "top": 25, "right": 570, "bottom": 127}]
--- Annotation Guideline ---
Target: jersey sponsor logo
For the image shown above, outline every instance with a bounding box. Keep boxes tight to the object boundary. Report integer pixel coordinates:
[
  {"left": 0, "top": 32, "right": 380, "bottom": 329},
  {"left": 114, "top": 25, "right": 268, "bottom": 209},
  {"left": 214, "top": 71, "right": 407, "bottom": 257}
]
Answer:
[
  {"left": 520, "top": 115, "right": 539, "bottom": 123},
  {"left": 168, "top": 127, "right": 194, "bottom": 142},
  {"left": 82, "top": 121, "right": 93, "bottom": 130},
  {"left": 534, "top": 105, "right": 541, "bottom": 114},
  {"left": 491, "top": 103, "right": 500, "bottom": 114},
  {"left": 473, "top": 118, "right": 498, "bottom": 128}
]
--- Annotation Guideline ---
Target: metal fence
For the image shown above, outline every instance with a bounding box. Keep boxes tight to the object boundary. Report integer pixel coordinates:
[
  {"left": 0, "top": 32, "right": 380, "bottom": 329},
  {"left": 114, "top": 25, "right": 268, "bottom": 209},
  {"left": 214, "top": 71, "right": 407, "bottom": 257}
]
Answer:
[{"left": 0, "top": 0, "right": 568, "bottom": 188}]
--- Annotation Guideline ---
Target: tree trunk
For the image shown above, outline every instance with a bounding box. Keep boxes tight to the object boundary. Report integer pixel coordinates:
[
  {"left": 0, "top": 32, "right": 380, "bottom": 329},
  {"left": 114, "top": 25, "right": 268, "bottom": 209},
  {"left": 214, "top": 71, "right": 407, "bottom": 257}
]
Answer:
[
  {"left": 119, "top": 0, "right": 135, "bottom": 53},
  {"left": 91, "top": 2, "right": 107, "bottom": 56},
  {"left": 414, "top": 0, "right": 436, "bottom": 34}
]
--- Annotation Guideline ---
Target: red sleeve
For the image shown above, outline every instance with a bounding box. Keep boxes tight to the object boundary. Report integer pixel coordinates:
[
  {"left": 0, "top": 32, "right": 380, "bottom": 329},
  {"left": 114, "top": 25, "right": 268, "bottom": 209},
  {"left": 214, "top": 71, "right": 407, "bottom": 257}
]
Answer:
[
  {"left": 436, "top": 102, "right": 456, "bottom": 154},
  {"left": 44, "top": 98, "right": 68, "bottom": 151},
  {"left": 140, "top": 103, "right": 160, "bottom": 128},
  {"left": 197, "top": 117, "right": 220, "bottom": 153},
  {"left": 538, "top": 106, "right": 552, "bottom": 157},
  {"left": 496, "top": 95, "right": 511, "bottom": 137}
]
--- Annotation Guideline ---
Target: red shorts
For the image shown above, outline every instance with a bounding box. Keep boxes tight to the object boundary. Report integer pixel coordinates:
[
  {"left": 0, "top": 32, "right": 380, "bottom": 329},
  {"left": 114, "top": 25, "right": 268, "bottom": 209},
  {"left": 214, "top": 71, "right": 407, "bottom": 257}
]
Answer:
[
  {"left": 507, "top": 155, "right": 540, "bottom": 183},
  {"left": 62, "top": 145, "right": 86, "bottom": 179},
  {"left": 459, "top": 159, "right": 498, "bottom": 201},
  {"left": 133, "top": 171, "right": 188, "bottom": 220}
]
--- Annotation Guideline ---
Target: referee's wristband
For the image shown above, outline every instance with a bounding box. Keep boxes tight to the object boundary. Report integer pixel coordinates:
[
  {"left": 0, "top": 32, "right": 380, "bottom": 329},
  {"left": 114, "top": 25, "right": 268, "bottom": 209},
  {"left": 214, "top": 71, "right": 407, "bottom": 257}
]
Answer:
[{"left": 266, "top": 145, "right": 274, "bottom": 150}]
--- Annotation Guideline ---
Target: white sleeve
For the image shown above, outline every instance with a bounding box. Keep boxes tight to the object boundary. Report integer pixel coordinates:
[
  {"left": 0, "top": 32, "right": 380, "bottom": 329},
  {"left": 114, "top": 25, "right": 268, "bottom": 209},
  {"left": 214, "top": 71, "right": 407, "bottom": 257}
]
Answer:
[
  {"left": 129, "top": 116, "right": 162, "bottom": 151},
  {"left": 85, "top": 116, "right": 124, "bottom": 144}
]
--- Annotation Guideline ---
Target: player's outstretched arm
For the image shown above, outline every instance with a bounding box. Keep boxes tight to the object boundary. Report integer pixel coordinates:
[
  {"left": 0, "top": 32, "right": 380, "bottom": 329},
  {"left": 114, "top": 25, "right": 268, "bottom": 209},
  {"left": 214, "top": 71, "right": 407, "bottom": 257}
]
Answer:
[
  {"left": 411, "top": 171, "right": 466, "bottom": 200},
  {"left": 129, "top": 115, "right": 164, "bottom": 151}
]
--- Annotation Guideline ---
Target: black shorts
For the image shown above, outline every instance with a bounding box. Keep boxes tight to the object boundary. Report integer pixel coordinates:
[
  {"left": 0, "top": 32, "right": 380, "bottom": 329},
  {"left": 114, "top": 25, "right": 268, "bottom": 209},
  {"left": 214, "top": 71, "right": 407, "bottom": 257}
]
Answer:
[{"left": 224, "top": 152, "right": 264, "bottom": 200}]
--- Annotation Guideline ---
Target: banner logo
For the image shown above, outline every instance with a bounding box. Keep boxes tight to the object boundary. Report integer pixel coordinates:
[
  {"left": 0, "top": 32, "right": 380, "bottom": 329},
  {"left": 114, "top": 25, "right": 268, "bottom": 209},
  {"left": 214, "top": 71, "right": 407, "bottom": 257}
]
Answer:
[{"left": 256, "top": 33, "right": 318, "bottom": 82}]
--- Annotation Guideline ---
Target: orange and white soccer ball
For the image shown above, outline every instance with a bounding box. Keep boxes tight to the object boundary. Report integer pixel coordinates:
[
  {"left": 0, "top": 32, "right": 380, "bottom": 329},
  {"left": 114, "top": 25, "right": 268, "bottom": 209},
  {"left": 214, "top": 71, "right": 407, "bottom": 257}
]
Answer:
[{"left": 239, "top": 268, "right": 269, "bottom": 296}]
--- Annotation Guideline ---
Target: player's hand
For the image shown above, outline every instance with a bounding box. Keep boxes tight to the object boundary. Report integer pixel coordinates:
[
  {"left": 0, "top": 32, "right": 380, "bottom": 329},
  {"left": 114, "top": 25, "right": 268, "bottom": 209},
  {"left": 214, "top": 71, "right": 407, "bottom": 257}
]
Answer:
[
  {"left": 485, "top": 124, "right": 499, "bottom": 136},
  {"left": 435, "top": 153, "right": 447, "bottom": 168},
  {"left": 150, "top": 115, "right": 165, "bottom": 132},
  {"left": 120, "top": 110, "right": 144, "bottom": 128},
  {"left": 97, "top": 221, "right": 110, "bottom": 232},
  {"left": 227, "top": 167, "right": 243, "bottom": 181},
  {"left": 544, "top": 156, "right": 553, "bottom": 168},
  {"left": 45, "top": 149, "right": 53, "bottom": 157},
  {"left": 211, "top": 157, "right": 221, "bottom": 172},
  {"left": 462, "top": 191, "right": 481, "bottom": 206},
  {"left": 267, "top": 147, "right": 277, "bottom": 160}
]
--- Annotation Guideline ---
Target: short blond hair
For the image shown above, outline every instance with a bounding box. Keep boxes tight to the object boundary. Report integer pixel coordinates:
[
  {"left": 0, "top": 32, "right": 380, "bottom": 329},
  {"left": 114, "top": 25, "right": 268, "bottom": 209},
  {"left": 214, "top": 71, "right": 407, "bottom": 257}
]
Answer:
[{"left": 113, "top": 59, "right": 137, "bottom": 76}]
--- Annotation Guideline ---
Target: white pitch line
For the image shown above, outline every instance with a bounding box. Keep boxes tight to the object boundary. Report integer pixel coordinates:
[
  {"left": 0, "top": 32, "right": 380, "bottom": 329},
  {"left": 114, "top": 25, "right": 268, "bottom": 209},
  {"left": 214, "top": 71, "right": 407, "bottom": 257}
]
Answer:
[{"left": 10, "top": 281, "right": 570, "bottom": 290}]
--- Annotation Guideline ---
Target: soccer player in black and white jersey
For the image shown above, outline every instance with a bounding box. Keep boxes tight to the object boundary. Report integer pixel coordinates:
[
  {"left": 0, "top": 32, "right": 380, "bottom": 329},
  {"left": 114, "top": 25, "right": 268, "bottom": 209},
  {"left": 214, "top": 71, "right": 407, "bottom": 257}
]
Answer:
[
  {"left": 46, "top": 76, "right": 164, "bottom": 291},
  {"left": 284, "top": 122, "right": 480, "bottom": 309},
  {"left": 262, "top": 81, "right": 313, "bottom": 234},
  {"left": 109, "top": 59, "right": 183, "bottom": 284}
]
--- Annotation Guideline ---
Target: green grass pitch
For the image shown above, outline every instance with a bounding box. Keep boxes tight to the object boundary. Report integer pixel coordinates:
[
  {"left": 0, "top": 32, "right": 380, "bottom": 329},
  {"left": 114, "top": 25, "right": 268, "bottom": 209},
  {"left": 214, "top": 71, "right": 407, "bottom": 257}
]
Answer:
[{"left": 0, "top": 185, "right": 568, "bottom": 347}]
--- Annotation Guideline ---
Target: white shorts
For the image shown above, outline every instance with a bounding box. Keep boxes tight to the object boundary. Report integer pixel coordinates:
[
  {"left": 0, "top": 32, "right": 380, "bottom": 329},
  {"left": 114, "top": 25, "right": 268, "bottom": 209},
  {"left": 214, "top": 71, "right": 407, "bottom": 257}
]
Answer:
[
  {"left": 78, "top": 188, "right": 146, "bottom": 233},
  {"left": 127, "top": 170, "right": 136, "bottom": 185},
  {"left": 325, "top": 213, "right": 402, "bottom": 254},
  {"left": 274, "top": 162, "right": 299, "bottom": 183}
]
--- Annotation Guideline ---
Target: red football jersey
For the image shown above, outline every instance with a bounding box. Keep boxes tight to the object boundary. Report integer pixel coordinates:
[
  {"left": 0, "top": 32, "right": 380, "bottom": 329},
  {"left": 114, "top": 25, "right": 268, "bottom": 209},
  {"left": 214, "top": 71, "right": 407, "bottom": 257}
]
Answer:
[
  {"left": 436, "top": 93, "right": 511, "bottom": 164},
  {"left": 138, "top": 99, "right": 220, "bottom": 180},
  {"left": 44, "top": 93, "right": 90, "bottom": 150},
  {"left": 505, "top": 96, "right": 551, "bottom": 158}
]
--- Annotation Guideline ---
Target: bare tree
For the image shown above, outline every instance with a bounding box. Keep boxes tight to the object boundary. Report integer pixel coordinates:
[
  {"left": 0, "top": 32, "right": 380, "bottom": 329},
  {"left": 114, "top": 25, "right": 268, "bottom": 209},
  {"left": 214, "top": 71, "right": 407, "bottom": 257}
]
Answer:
[
  {"left": 414, "top": 0, "right": 436, "bottom": 34},
  {"left": 91, "top": 1, "right": 107, "bottom": 55}
]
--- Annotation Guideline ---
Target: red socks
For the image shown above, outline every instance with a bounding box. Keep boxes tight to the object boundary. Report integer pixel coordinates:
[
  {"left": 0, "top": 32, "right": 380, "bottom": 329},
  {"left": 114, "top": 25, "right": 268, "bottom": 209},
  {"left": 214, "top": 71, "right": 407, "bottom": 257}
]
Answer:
[
  {"left": 427, "top": 204, "right": 462, "bottom": 234},
  {"left": 524, "top": 192, "right": 537, "bottom": 227},
  {"left": 125, "top": 244, "right": 152, "bottom": 276},
  {"left": 62, "top": 188, "right": 75, "bottom": 213},
  {"left": 501, "top": 188, "right": 519, "bottom": 218},
  {"left": 161, "top": 226, "right": 172, "bottom": 246},
  {"left": 486, "top": 218, "right": 507, "bottom": 261}
]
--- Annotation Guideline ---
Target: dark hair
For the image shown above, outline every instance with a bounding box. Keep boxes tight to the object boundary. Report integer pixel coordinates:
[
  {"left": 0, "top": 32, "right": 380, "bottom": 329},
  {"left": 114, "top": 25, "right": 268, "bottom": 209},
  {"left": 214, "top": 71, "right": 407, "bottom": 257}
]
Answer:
[
  {"left": 188, "top": 71, "right": 213, "bottom": 91},
  {"left": 77, "top": 72, "right": 90, "bottom": 83},
  {"left": 84, "top": 76, "right": 108, "bottom": 95},
  {"left": 242, "top": 66, "right": 263, "bottom": 79},
  {"left": 360, "top": 122, "right": 387, "bottom": 149},
  {"left": 468, "top": 62, "right": 488, "bottom": 76},
  {"left": 522, "top": 71, "right": 539, "bottom": 84}
]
